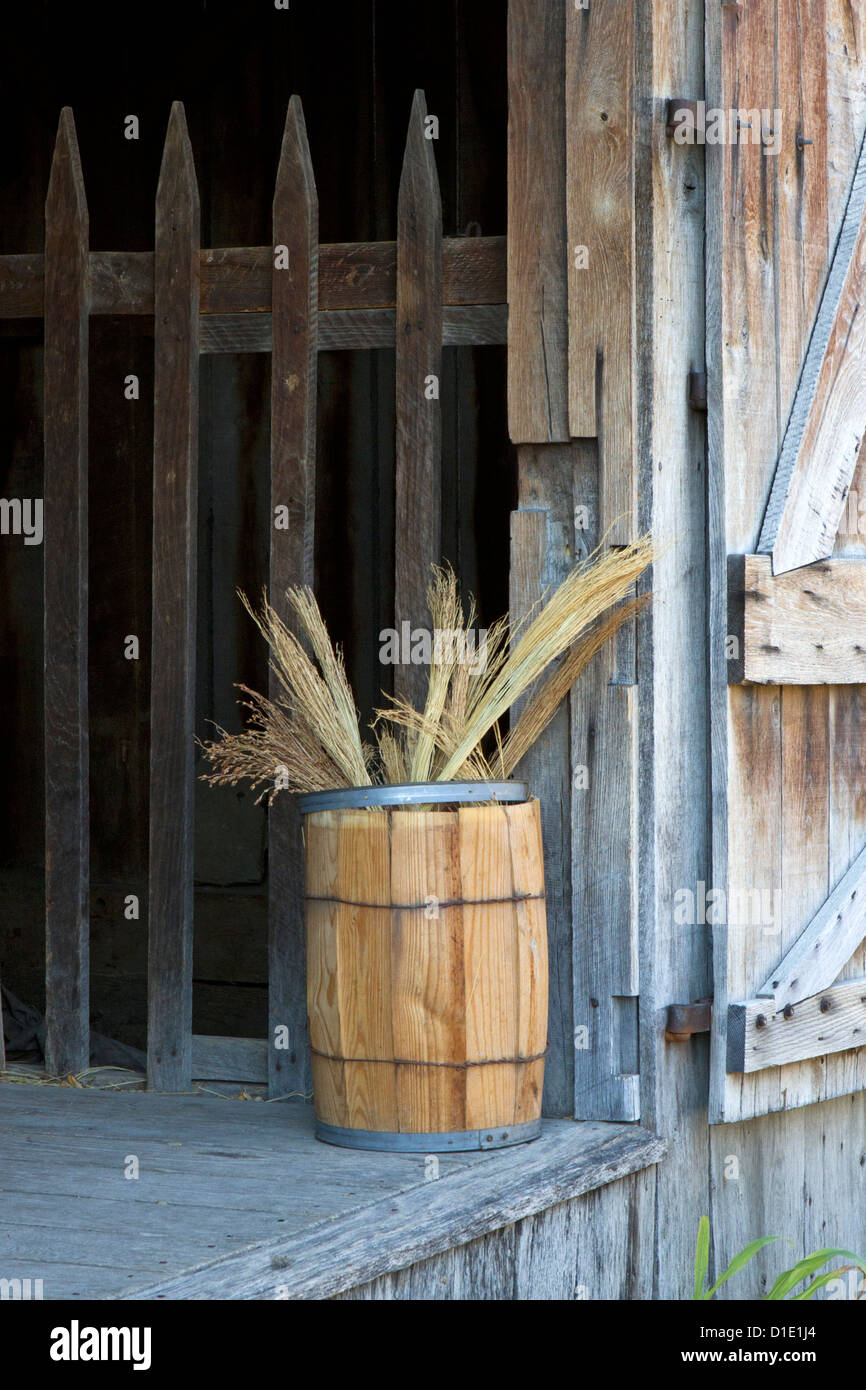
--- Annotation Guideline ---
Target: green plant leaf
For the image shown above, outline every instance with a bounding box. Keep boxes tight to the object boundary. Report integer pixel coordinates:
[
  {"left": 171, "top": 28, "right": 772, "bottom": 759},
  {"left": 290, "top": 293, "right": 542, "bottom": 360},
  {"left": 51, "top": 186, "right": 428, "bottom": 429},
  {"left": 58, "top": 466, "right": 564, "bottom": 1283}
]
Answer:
[
  {"left": 693, "top": 1215, "right": 710, "bottom": 1300},
  {"left": 790, "top": 1266, "right": 862, "bottom": 1301},
  {"left": 706, "top": 1236, "right": 781, "bottom": 1299},
  {"left": 765, "top": 1249, "right": 866, "bottom": 1301}
]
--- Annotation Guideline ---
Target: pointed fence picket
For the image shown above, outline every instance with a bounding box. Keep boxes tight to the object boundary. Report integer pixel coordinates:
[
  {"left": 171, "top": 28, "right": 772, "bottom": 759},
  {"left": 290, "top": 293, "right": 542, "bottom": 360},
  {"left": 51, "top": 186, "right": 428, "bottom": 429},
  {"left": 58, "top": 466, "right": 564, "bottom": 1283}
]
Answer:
[{"left": 14, "top": 94, "right": 506, "bottom": 1093}]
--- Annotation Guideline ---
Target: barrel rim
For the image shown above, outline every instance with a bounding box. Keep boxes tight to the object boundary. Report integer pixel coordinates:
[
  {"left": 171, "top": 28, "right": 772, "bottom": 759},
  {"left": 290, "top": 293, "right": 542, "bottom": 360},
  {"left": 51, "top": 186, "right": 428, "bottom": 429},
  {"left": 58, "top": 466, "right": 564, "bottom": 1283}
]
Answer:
[
  {"left": 314, "top": 1118, "right": 543, "bottom": 1152},
  {"left": 296, "top": 779, "right": 529, "bottom": 815}
]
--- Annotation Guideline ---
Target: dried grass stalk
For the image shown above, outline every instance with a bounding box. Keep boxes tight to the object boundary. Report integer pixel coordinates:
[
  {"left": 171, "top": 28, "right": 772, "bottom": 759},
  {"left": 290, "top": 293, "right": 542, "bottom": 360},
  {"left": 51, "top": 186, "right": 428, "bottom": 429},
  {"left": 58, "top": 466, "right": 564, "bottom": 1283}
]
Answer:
[
  {"left": 200, "top": 538, "right": 654, "bottom": 801},
  {"left": 436, "top": 535, "right": 654, "bottom": 782},
  {"left": 410, "top": 565, "right": 470, "bottom": 783},
  {"left": 499, "top": 593, "right": 650, "bottom": 777},
  {"left": 239, "top": 589, "right": 371, "bottom": 788}
]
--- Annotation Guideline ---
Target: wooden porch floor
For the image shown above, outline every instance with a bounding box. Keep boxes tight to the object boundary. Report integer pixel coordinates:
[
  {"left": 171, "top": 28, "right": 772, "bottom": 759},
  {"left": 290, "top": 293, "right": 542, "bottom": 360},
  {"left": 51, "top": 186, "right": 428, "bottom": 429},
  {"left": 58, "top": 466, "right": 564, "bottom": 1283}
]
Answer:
[{"left": 0, "top": 1081, "right": 665, "bottom": 1299}]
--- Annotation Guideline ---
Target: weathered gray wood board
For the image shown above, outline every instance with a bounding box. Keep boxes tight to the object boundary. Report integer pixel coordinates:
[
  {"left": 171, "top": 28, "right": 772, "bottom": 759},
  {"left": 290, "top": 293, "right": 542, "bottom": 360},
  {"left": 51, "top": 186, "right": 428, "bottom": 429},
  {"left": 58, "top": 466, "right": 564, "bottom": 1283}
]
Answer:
[
  {"left": 43, "top": 107, "right": 90, "bottom": 1077},
  {"left": 507, "top": 2, "right": 640, "bottom": 1123},
  {"left": 394, "top": 90, "right": 442, "bottom": 710},
  {"left": 705, "top": 0, "right": 866, "bottom": 1124},
  {"left": 758, "top": 123, "right": 866, "bottom": 575},
  {"left": 337, "top": 1165, "right": 657, "bottom": 1301},
  {"left": 0, "top": 1083, "right": 662, "bottom": 1301},
  {"left": 755, "top": 840, "right": 866, "bottom": 1011},
  {"left": 571, "top": 439, "right": 639, "bottom": 1123},
  {"left": 507, "top": 0, "right": 569, "bottom": 443},
  {"left": 729, "top": 555, "right": 866, "bottom": 684},
  {"left": 510, "top": 448, "right": 575, "bottom": 1118},
  {"left": 199, "top": 305, "right": 507, "bottom": 354},
  {"left": 0, "top": 237, "right": 506, "bottom": 320},
  {"left": 638, "top": 0, "right": 712, "bottom": 1297},
  {"left": 268, "top": 97, "right": 318, "bottom": 1103},
  {"left": 566, "top": 0, "right": 635, "bottom": 543},
  {"left": 728, "top": 978, "right": 866, "bottom": 1073},
  {"left": 147, "top": 103, "right": 200, "bottom": 1093}
]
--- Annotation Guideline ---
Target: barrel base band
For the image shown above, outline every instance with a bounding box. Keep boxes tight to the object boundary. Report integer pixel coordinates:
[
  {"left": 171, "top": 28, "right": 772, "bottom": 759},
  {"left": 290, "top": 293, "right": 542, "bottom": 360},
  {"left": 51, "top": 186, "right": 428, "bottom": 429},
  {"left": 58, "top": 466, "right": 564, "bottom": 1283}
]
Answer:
[{"left": 314, "top": 1118, "right": 542, "bottom": 1153}]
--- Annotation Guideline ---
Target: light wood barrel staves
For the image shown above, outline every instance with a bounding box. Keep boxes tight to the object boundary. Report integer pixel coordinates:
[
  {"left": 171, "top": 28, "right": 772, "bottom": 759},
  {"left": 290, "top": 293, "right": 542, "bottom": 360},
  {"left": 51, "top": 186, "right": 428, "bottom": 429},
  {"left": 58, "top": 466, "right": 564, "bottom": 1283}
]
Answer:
[{"left": 304, "top": 798, "right": 548, "bottom": 1150}]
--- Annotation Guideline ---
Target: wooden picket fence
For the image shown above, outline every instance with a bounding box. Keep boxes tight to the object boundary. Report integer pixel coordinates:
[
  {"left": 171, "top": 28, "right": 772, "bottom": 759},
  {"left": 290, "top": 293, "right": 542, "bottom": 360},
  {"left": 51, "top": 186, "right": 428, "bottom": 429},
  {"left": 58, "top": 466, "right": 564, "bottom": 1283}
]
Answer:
[{"left": 3, "top": 93, "right": 506, "bottom": 1094}]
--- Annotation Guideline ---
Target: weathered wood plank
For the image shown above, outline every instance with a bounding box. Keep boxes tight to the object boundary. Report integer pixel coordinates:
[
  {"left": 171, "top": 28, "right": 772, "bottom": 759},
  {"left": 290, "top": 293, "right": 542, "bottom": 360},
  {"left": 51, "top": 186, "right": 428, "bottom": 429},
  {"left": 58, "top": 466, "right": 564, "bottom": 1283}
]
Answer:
[
  {"left": 566, "top": 0, "right": 635, "bottom": 542},
  {"left": 190, "top": 1035, "right": 268, "bottom": 1083},
  {"left": 571, "top": 442, "right": 639, "bottom": 1121},
  {"left": 119, "top": 1120, "right": 665, "bottom": 1300},
  {"left": 199, "top": 304, "right": 507, "bottom": 354},
  {"left": 759, "top": 122, "right": 866, "bottom": 574},
  {"left": 728, "top": 978, "right": 866, "bottom": 1072},
  {"left": 509, "top": 447, "right": 574, "bottom": 1118},
  {"left": 394, "top": 90, "right": 442, "bottom": 709},
  {"left": 0, "top": 238, "right": 505, "bottom": 318},
  {"left": 43, "top": 107, "right": 90, "bottom": 1077},
  {"left": 147, "top": 103, "right": 200, "bottom": 1092},
  {"left": 640, "top": 0, "right": 712, "bottom": 1294},
  {"left": 268, "top": 97, "right": 318, "bottom": 1102},
  {"left": 730, "top": 554, "right": 866, "bottom": 684},
  {"left": 756, "top": 840, "right": 866, "bottom": 1011},
  {"left": 707, "top": 0, "right": 784, "bottom": 1126},
  {"left": 506, "top": 0, "right": 569, "bottom": 443}
]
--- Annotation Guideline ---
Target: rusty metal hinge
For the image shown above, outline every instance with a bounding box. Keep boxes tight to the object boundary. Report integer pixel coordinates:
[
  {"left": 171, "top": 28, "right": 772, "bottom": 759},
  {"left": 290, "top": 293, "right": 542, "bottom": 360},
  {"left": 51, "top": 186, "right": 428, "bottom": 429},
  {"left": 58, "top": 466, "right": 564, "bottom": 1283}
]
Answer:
[{"left": 665, "top": 999, "right": 712, "bottom": 1042}]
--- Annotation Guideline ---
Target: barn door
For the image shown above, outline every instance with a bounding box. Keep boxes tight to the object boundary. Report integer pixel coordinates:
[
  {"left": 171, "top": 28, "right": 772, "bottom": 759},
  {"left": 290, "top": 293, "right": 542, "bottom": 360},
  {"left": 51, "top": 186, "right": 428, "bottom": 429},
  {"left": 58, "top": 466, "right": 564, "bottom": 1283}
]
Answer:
[{"left": 707, "top": 0, "right": 866, "bottom": 1122}]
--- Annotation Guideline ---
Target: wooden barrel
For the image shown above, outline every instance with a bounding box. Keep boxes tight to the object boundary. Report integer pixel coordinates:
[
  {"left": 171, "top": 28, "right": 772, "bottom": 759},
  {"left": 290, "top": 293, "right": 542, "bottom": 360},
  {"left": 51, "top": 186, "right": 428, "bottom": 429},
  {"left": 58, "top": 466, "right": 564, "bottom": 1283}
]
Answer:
[{"left": 301, "top": 786, "right": 548, "bottom": 1151}]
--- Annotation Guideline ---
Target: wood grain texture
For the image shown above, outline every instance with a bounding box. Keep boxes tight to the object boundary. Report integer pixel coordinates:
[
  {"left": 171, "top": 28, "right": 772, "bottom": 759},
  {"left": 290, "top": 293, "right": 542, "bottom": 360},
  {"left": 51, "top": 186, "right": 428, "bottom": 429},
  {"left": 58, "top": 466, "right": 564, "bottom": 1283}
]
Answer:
[
  {"left": 147, "top": 102, "right": 200, "bottom": 1092},
  {"left": 731, "top": 554, "right": 866, "bottom": 684},
  {"left": 189, "top": 1036, "right": 268, "bottom": 1083},
  {"left": 0, "top": 238, "right": 506, "bottom": 318},
  {"left": 199, "top": 304, "right": 507, "bottom": 354},
  {"left": 566, "top": 0, "right": 635, "bottom": 542},
  {"left": 728, "top": 978, "right": 866, "bottom": 1072},
  {"left": 759, "top": 121, "right": 866, "bottom": 573},
  {"left": 268, "top": 97, "right": 318, "bottom": 1102},
  {"left": 638, "top": 0, "right": 712, "bottom": 1294},
  {"left": 305, "top": 801, "right": 547, "bottom": 1137},
  {"left": 43, "top": 111, "right": 90, "bottom": 1073},
  {"left": 509, "top": 445, "right": 574, "bottom": 1117},
  {"left": 571, "top": 440, "right": 639, "bottom": 1122},
  {"left": 755, "top": 839, "right": 866, "bottom": 1010},
  {"left": 43, "top": 108, "right": 90, "bottom": 1076},
  {"left": 705, "top": 0, "right": 848, "bottom": 1124},
  {"left": 394, "top": 90, "right": 442, "bottom": 710},
  {"left": 340, "top": 1165, "right": 657, "bottom": 1301},
  {"left": 507, "top": 0, "right": 569, "bottom": 443},
  {"left": 117, "top": 1117, "right": 665, "bottom": 1300}
]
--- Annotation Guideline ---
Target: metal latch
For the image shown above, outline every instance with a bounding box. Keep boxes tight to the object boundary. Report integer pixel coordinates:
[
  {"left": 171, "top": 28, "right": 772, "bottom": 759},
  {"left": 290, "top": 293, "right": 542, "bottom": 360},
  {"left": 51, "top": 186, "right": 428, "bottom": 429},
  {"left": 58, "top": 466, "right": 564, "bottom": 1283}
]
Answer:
[{"left": 665, "top": 999, "right": 712, "bottom": 1042}]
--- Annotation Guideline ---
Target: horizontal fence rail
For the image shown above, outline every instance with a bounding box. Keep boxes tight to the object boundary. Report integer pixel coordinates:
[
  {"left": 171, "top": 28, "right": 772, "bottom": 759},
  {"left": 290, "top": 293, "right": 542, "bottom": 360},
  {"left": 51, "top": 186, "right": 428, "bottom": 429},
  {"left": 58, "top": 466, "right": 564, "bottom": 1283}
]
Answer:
[
  {"left": 23, "top": 93, "right": 505, "bottom": 1094},
  {"left": 0, "top": 239, "right": 506, "bottom": 318}
]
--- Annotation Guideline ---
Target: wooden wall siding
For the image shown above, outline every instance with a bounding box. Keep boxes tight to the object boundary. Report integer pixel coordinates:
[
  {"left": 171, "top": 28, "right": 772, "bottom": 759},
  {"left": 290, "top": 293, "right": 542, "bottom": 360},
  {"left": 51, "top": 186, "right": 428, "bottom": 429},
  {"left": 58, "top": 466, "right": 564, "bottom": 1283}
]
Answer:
[
  {"left": 758, "top": 128, "right": 866, "bottom": 574},
  {"left": 336, "top": 1166, "right": 657, "bottom": 1300},
  {"left": 507, "top": 0, "right": 640, "bottom": 1119},
  {"left": 395, "top": 91, "right": 443, "bottom": 710},
  {"left": 268, "top": 98, "right": 318, "bottom": 1100},
  {"left": 506, "top": 0, "right": 570, "bottom": 444},
  {"left": 568, "top": 0, "right": 639, "bottom": 1120},
  {"left": 729, "top": 554, "right": 866, "bottom": 684},
  {"left": 509, "top": 447, "right": 575, "bottom": 1117},
  {"left": 571, "top": 439, "right": 639, "bottom": 1121},
  {"left": 638, "top": 0, "right": 710, "bottom": 1297},
  {"left": 706, "top": 0, "right": 866, "bottom": 1126},
  {"left": 43, "top": 108, "right": 90, "bottom": 1076},
  {"left": 147, "top": 104, "right": 200, "bottom": 1092},
  {"left": 566, "top": 0, "right": 636, "bottom": 545}
]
